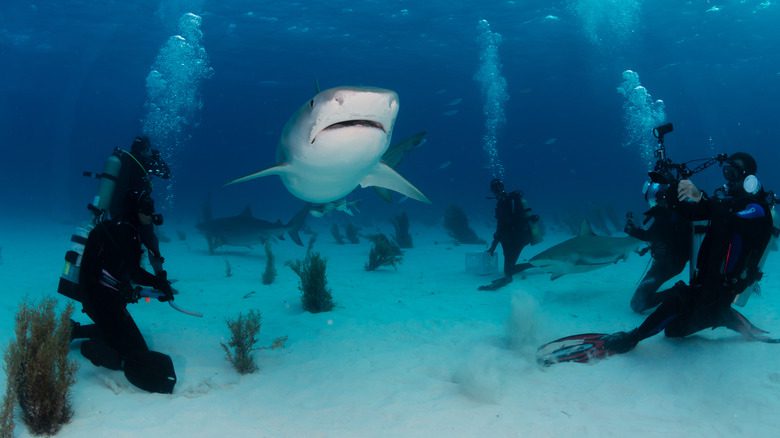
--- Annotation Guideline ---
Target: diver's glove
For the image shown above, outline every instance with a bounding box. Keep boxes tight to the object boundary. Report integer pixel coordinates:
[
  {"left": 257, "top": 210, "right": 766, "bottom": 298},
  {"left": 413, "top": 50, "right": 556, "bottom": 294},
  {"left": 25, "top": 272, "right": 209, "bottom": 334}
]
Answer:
[
  {"left": 624, "top": 214, "right": 638, "bottom": 236},
  {"left": 154, "top": 271, "right": 174, "bottom": 302}
]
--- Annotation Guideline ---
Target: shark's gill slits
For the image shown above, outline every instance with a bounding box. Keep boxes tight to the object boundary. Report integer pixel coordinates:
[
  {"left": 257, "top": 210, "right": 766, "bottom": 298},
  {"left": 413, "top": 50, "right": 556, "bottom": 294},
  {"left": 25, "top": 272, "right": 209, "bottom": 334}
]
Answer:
[{"left": 324, "top": 120, "right": 385, "bottom": 132}]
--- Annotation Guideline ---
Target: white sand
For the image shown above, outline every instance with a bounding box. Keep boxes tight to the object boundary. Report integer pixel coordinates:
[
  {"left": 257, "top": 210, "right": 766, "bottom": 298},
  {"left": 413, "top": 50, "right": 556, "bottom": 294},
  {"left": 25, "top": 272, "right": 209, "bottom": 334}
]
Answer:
[{"left": 2, "top": 217, "right": 780, "bottom": 437}]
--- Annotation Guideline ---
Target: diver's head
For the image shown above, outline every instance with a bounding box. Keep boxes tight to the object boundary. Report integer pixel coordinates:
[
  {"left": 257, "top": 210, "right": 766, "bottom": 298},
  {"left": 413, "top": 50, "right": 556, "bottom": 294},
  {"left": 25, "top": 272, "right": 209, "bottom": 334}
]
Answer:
[
  {"left": 722, "top": 152, "right": 760, "bottom": 195},
  {"left": 125, "top": 189, "right": 163, "bottom": 226},
  {"left": 130, "top": 136, "right": 171, "bottom": 180},
  {"left": 643, "top": 181, "right": 669, "bottom": 208},
  {"left": 131, "top": 136, "right": 151, "bottom": 157},
  {"left": 490, "top": 178, "right": 505, "bottom": 197}
]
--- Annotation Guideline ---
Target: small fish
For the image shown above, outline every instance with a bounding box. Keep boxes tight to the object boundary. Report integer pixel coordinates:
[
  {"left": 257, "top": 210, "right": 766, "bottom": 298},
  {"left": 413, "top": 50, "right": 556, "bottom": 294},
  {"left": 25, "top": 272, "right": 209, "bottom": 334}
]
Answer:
[
  {"left": 544, "top": 137, "right": 557, "bottom": 145},
  {"left": 243, "top": 291, "right": 256, "bottom": 299},
  {"left": 447, "top": 98, "right": 463, "bottom": 106},
  {"left": 309, "top": 198, "right": 360, "bottom": 218},
  {"left": 443, "top": 109, "right": 459, "bottom": 117},
  {"left": 438, "top": 161, "right": 452, "bottom": 170}
]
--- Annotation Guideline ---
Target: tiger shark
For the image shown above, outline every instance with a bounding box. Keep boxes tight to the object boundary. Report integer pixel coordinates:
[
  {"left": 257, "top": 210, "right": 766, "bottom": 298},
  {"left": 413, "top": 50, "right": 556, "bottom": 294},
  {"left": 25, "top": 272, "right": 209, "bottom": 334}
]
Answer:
[
  {"left": 529, "top": 221, "right": 642, "bottom": 280},
  {"left": 196, "top": 205, "right": 309, "bottom": 254},
  {"left": 226, "top": 86, "right": 430, "bottom": 205}
]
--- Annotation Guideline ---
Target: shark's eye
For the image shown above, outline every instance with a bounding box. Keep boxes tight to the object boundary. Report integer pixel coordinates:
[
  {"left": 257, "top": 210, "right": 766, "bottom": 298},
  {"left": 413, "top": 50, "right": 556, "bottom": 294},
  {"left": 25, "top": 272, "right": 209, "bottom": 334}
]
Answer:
[{"left": 309, "top": 99, "right": 314, "bottom": 108}]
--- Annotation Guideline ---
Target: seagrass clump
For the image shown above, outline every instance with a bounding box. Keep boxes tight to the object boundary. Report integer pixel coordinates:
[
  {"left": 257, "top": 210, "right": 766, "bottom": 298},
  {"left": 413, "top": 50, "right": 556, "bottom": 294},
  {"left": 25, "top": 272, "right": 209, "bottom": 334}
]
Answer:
[
  {"left": 287, "top": 236, "right": 334, "bottom": 313},
  {"left": 262, "top": 241, "right": 277, "bottom": 285},
  {"left": 2, "top": 298, "right": 77, "bottom": 436}
]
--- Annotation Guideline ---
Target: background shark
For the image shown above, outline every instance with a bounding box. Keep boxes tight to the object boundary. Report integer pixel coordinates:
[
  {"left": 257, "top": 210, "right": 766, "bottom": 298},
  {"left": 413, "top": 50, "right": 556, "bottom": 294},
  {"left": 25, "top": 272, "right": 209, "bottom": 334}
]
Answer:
[
  {"left": 226, "top": 86, "right": 430, "bottom": 205},
  {"left": 196, "top": 205, "right": 308, "bottom": 254},
  {"left": 529, "top": 221, "right": 643, "bottom": 280}
]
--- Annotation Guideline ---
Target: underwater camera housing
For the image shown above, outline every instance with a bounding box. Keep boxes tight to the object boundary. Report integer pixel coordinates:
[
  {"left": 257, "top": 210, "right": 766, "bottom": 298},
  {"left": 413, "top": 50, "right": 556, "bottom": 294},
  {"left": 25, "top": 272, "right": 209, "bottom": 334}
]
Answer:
[
  {"left": 645, "top": 123, "right": 728, "bottom": 205},
  {"left": 647, "top": 122, "right": 687, "bottom": 204}
]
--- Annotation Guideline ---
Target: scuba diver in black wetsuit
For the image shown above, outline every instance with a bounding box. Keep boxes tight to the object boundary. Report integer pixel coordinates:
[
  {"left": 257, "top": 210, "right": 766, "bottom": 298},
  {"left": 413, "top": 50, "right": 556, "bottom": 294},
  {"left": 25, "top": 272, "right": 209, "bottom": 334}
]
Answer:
[
  {"left": 624, "top": 182, "right": 692, "bottom": 313},
  {"left": 479, "top": 178, "right": 541, "bottom": 291},
  {"left": 605, "top": 152, "right": 775, "bottom": 353},
  {"left": 72, "top": 189, "right": 177, "bottom": 393},
  {"left": 57, "top": 136, "right": 171, "bottom": 303},
  {"left": 103, "top": 136, "right": 171, "bottom": 275}
]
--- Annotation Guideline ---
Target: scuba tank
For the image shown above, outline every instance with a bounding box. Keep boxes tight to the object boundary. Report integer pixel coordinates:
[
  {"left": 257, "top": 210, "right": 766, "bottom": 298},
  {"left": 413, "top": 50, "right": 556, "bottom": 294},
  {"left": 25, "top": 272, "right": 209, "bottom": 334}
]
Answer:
[
  {"left": 89, "top": 153, "right": 122, "bottom": 220},
  {"left": 57, "top": 152, "right": 124, "bottom": 302},
  {"left": 734, "top": 202, "right": 778, "bottom": 307},
  {"left": 519, "top": 196, "right": 543, "bottom": 245}
]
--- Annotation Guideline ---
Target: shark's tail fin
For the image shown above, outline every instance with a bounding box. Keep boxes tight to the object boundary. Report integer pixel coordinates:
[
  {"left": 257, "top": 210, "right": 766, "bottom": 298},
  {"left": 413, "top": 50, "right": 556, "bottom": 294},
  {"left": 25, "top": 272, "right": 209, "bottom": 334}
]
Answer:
[{"left": 286, "top": 205, "right": 310, "bottom": 246}]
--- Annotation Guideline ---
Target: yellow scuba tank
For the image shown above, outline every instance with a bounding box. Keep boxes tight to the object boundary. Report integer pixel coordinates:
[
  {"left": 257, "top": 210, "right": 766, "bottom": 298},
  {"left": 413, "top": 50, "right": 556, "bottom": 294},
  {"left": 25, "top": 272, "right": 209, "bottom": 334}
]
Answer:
[
  {"left": 57, "top": 151, "right": 123, "bottom": 302},
  {"left": 91, "top": 153, "right": 122, "bottom": 216},
  {"left": 57, "top": 226, "right": 90, "bottom": 302},
  {"left": 520, "top": 196, "right": 543, "bottom": 245}
]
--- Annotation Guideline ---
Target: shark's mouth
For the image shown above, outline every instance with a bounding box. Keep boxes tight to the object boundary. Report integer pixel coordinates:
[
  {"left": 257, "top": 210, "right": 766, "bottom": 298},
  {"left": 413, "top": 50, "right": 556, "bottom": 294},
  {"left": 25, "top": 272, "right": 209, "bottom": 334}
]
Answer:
[{"left": 323, "top": 119, "right": 385, "bottom": 133}]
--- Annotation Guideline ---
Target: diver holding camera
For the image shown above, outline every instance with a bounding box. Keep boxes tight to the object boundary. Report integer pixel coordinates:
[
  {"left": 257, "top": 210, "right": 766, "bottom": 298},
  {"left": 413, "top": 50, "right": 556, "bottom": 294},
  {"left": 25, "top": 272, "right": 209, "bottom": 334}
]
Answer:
[{"left": 602, "top": 123, "right": 777, "bottom": 354}]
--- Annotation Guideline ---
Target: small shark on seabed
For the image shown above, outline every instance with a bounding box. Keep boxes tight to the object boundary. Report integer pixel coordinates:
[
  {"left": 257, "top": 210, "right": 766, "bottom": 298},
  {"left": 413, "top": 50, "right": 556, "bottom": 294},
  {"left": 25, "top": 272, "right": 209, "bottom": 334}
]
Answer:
[
  {"left": 528, "top": 221, "right": 642, "bottom": 280},
  {"left": 196, "top": 205, "right": 309, "bottom": 254},
  {"left": 225, "top": 86, "right": 430, "bottom": 205}
]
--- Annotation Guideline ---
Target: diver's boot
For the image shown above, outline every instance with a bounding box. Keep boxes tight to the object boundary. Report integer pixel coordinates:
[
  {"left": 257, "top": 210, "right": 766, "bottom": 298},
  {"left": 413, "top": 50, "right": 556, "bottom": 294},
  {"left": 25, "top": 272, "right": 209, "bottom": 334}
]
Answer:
[
  {"left": 602, "top": 330, "right": 639, "bottom": 354},
  {"left": 511, "top": 263, "right": 533, "bottom": 275},
  {"left": 70, "top": 319, "right": 100, "bottom": 341},
  {"left": 80, "top": 340, "right": 123, "bottom": 371},
  {"left": 478, "top": 276, "right": 512, "bottom": 291}
]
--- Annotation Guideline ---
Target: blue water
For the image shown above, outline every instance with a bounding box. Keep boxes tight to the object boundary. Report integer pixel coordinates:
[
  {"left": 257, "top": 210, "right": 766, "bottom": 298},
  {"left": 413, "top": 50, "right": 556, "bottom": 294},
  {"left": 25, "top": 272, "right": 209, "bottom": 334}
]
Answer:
[{"left": 2, "top": 0, "right": 779, "bottom": 227}]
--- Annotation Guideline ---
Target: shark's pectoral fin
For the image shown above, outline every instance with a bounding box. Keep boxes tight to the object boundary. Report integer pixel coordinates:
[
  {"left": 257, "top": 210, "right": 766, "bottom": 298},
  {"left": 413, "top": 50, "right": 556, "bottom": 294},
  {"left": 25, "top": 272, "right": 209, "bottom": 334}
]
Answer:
[
  {"left": 372, "top": 187, "right": 394, "bottom": 203},
  {"left": 225, "top": 164, "right": 290, "bottom": 187},
  {"left": 550, "top": 273, "right": 565, "bottom": 281},
  {"left": 360, "top": 163, "right": 431, "bottom": 204}
]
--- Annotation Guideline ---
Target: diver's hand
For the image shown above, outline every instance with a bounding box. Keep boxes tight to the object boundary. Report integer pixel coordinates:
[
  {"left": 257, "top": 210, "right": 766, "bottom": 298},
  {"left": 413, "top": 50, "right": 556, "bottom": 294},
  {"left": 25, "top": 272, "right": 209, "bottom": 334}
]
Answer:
[
  {"left": 154, "top": 271, "right": 174, "bottom": 302},
  {"left": 677, "top": 180, "right": 702, "bottom": 202},
  {"left": 122, "top": 285, "right": 141, "bottom": 303},
  {"left": 624, "top": 213, "right": 637, "bottom": 235}
]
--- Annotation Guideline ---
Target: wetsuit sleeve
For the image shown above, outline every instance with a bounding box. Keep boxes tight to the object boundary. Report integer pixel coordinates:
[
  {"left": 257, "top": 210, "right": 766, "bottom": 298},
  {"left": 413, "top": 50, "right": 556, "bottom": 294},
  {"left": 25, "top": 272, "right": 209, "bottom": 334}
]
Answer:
[
  {"left": 674, "top": 193, "right": 713, "bottom": 221},
  {"left": 626, "top": 224, "right": 651, "bottom": 241},
  {"left": 131, "top": 266, "right": 158, "bottom": 288},
  {"left": 729, "top": 202, "right": 773, "bottom": 289},
  {"left": 112, "top": 222, "right": 158, "bottom": 288}
]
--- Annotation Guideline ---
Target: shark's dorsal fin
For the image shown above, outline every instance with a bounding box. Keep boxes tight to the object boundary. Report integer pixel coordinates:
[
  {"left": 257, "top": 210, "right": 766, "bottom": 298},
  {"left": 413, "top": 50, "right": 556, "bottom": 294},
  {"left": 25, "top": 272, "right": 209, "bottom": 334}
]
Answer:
[
  {"left": 241, "top": 206, "right": 253, "bottom": 217},
  {"left": 579, "top": 220, "right": 596, "bottom": 237}
]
